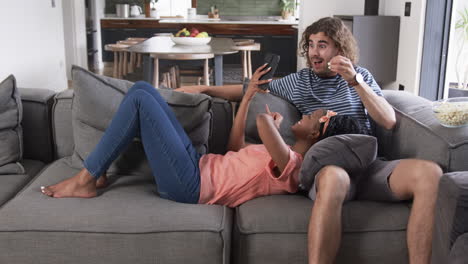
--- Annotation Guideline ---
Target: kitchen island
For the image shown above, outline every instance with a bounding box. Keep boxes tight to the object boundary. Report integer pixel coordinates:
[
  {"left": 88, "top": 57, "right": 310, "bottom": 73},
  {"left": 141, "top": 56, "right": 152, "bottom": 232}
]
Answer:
[{"left": 101, "top": 16, "right": 298, "bottom": 77}]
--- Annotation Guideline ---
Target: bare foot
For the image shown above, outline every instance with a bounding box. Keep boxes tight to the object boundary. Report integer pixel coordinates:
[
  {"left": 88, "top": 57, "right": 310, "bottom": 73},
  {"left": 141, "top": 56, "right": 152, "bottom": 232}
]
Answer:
[
  {"left": 41, "top": 169, "right": 97, "bottom": 198},
  {"left": 96, "top": 173, "right": 108, "bottom": 189}
]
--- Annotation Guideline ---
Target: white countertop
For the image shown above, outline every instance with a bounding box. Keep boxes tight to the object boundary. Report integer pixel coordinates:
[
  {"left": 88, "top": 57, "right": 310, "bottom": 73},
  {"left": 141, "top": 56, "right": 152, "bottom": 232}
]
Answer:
[{"left": 103, "top": 15, "right": 298, "bottom": 26}]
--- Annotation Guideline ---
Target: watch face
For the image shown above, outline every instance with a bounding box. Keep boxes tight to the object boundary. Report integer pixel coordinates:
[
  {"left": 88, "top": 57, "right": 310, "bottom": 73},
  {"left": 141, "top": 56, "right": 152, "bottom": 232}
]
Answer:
[{"left": 356, "top": 73, "right": 364, "bottom": 84}]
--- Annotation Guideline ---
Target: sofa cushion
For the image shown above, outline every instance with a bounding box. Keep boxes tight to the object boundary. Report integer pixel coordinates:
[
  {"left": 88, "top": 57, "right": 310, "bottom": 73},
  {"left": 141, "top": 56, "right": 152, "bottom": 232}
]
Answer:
[
  {"left": 243, "top": 84, "right": 301, "bottom": 145},
  {"left": 449, "top": 233, "right": 468, "bottom": 264},
  {"left": 233, "top": 195, "right": 410, "bottom": 264},
  {"left": 379, "top": 90, "right": 468, "bottom": 172},
  {"left": 0, "top": 75, "right": 24, "bottom": 174},
  {"left": 0, "top": 159, "right": 44, "bottom": 206},
  {"left": 299, "top": 134, "right": 378, "bottom": 199},
  {"left": 0, "top": 158, "right": 232, "bottom": 264},
  {"left": 70, "top": 66, "right": 212, "bottom": 174}
]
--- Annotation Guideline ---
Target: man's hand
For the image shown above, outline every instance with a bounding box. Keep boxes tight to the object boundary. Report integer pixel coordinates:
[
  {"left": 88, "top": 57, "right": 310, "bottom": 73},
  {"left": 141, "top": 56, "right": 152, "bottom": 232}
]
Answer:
[
  {"left": 328, "top": 55, "right": 357, "bottom": 83},
  {"left": 174, "top": 85, "right": 208, "bottom": 94},
  {"left": 245, "top": 63, "right": 272, "bottom": 100},
  {"left": 265, "top": 104, "right": 283, "bottom": 130}
]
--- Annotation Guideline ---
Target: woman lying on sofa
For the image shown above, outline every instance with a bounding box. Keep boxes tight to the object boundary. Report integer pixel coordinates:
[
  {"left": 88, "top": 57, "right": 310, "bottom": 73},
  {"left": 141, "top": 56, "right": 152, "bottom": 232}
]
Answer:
[{"left": 41, "top": 64, "right": 363, "bottom": 207}]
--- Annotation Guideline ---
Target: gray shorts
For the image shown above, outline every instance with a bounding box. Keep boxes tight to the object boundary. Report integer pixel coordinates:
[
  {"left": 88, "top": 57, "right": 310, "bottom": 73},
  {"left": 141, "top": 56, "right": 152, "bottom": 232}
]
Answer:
[{"left": 309, "top": 158, "right": 402, "bottom": 202}]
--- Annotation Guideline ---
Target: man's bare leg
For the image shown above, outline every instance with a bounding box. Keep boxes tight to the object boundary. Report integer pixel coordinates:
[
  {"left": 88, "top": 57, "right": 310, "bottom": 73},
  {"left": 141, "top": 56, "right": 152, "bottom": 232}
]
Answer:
[
  {"left": 308, "top": 166, "right": 350, "bottom": 264},
  {"left": 388, "top": 159, "right": 442, "bottom": 264},
  {"left": 41, "top": 168, "right": 98, "bottom": 198}
]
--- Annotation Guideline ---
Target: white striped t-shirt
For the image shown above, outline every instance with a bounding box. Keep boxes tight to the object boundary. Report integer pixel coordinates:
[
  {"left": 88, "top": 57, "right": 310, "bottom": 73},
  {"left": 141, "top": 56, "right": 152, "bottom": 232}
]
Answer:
[{"left": 268, "top": 66, "right": 382, "bottom": 134}]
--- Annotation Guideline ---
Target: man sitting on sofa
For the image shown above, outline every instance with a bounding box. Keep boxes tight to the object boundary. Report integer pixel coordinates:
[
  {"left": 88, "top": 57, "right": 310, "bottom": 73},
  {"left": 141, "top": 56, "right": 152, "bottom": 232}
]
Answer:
[{"left": 177, "top": 17, "right": 442, "bottom": 264}]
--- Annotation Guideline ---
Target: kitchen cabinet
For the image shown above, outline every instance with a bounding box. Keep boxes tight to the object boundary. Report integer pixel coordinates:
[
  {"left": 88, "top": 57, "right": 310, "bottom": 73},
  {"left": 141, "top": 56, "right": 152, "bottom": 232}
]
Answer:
[{"left": 336, "top": 15, "right": 400, "bottom": 84}]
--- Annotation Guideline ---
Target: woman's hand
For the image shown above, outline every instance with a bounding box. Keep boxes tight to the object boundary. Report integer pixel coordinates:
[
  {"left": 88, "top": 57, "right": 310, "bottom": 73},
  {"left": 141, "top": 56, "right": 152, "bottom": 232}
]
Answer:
[
  {"left": 245, "top": 63, "right": 272, "bottom": 100},
  {"left": 265, "top": 104, "right": 283, "bottom": 130},
  {"left": 328, "top": 55, "right": 356, "bottom": 83}
]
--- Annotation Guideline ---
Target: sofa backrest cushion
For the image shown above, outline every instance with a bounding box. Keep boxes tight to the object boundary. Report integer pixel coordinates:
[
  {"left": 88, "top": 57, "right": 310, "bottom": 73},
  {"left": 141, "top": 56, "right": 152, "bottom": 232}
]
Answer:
[
  {"left": 298, "top": 134, "right": 378, "bottom": 198},
  {"left": 378, "top": 90, "right": 468, "bottom": 172},
  {"left": 243, "top": 80, "right": 301, "bottom": 145},
  {"left": 0, "top": 75, "right": 24, "bottom": 174},
  {"left": 69, "top": 66, "right": 212, "bottom": 175}
]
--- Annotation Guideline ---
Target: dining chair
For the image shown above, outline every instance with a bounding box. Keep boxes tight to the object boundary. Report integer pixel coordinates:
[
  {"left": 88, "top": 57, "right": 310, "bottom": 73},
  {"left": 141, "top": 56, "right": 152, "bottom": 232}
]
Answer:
[
  {"left": 232, "top": 41, "right": 261, "bottom": 79},
  {"left": 150, "top": 53, "right": 215, "bottom": 88},
  {"left": 117, "top": 40, "right": 139, "bottom": 74},
  {"left": 104, "top": 43, "right": 130, "bottom": 79},
  {"left": 126, "top": 38, "right": 148, "bottom": 68}
]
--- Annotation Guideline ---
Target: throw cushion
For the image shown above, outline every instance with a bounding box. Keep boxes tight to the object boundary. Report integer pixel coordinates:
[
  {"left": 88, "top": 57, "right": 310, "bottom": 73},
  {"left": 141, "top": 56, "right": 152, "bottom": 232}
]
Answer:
[
  {"left": 243, "top": 79, "right": 301, "bottom": 146},
  {"left": 70, "top": 66, "right": 212, "bottom": 175},
  {"left": 0, "top": 75, "right": 25, "bottom": 174},
  {"left": 299, "top": 134, "right": 378, "bottom": 199}
]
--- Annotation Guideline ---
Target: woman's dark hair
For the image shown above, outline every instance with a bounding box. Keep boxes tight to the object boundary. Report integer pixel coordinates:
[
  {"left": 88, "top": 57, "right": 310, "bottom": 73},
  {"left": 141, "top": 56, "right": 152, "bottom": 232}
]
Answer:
[
  {"left": 300, "top": 17, "right": 359, "bottom": 66},
  {"left": 319, "top": 115, "right": 365, "bottom": 140}
]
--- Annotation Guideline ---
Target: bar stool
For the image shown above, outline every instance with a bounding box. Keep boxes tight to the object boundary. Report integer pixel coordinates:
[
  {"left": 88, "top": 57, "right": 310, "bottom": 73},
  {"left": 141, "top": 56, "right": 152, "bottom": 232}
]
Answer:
[
  {"left": 117, "top": 40, "right": 139, "bottom": 74},
  {"left": 126, "top": 38, "right": 148, "bottom": 68},
  {"left": 104, "top": 44, "right": 130, "bottom": 79},
  {"left": 232, "top": 42, "right": 261, "bottom": 79},
  {"left": 150, "top": 53, "right": 214, "bottom": 88}
]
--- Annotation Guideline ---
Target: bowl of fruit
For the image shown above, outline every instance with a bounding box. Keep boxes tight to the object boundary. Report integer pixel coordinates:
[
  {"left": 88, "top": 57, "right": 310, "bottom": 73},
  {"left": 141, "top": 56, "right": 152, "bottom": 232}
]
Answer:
[{"left": 171, "top": 28, "right": 211, "bottom": 46}]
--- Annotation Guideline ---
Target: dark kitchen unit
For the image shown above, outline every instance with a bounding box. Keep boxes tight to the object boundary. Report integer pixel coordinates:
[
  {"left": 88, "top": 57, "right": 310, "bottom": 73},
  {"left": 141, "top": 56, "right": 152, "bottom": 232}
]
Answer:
[{"left": 85, "top": 0, "right": 98, "bottom": 69}]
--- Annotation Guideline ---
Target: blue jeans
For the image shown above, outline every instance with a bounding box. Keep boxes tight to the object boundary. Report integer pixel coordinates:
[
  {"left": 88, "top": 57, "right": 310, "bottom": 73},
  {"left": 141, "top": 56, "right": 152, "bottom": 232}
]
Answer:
[{"left": 83, "top": 81, "right": 201, "bottom": 204}]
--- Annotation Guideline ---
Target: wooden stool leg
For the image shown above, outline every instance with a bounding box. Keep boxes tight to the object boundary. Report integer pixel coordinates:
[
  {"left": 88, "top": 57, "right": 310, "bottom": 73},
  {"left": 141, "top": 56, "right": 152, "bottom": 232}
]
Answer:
[
  {"left": 204, "top": 58, "right": 210, "bottom": 86},
  {"left": 242, "top": 50, "right": 249, "bottom": 79},
  {"left": 137, "top": 54, "right": 142, "bottom": 68},
  {"left": 113, "top": 51, "right": 119, "bottom": 78},
  {"left": 118, "top": 52, "right": 124, "bottom": 78},
  {"left": 128, "top": 52, "right": 134, "bottom": 73},
  {"left": 152, "top": 57, "right": 159, "bottom": 87},
  {"left": 122, "top": 52, "right": 128, "bottom": 76},
  {"left": 247, "top": 50, "right": 252, "bottom": 79}
]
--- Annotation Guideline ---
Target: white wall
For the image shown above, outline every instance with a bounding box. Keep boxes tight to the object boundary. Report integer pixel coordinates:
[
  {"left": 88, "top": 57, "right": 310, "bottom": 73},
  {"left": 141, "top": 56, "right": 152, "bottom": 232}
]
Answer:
[
  {"left": 63, "top": 0, "right": 88, "bottom": 81},
  {"left": 380, "top": 0, "right": 427, "bottom": 95},
  {"left": 298, "top": 0, "right": 427, "bottom": 95},
  {"left": 0, "top": 0, "right": 67, "bottom": 91}
]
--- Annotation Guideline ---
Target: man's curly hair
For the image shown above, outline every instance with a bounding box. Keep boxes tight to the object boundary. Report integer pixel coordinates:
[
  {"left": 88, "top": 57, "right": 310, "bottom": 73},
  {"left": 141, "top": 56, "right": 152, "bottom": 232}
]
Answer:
[{"left": 300, "top": 17, "right": 359, "bottom": 67}]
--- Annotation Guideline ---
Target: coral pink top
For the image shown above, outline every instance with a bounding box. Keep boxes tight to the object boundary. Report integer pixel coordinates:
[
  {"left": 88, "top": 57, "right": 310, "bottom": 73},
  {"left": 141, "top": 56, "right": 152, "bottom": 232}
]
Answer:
[{"left": 198, "top": 144, "right": 303, "bottom": 207}]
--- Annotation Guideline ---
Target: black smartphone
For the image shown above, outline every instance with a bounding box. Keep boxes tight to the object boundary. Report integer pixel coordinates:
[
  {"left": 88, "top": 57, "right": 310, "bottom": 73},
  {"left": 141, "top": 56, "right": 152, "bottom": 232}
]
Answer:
[{"left": 258, "top": 53, "right": 280, "bottom": 90}]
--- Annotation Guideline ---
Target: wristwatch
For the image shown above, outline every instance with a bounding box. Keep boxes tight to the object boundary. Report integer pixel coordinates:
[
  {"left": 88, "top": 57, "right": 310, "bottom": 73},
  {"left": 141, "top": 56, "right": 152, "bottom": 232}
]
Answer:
[{"left": 347, "top": 73, "right": 364, "bottom": 87}]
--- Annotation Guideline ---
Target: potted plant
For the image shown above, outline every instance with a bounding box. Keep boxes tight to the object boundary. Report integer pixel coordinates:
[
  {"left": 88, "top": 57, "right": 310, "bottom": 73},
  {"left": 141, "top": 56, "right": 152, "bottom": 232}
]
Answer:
[
  {"left": 450, "top": 7, "right": 468, "bottom": 97},
  {"left": 281, "top": 0, "right": 295, "bottom": 20}
]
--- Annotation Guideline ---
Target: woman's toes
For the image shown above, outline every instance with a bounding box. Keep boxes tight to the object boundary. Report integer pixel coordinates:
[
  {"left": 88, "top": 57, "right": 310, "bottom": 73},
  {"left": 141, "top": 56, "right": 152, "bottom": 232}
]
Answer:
[{"left": 41, "top": 186, "right": 53, "bottom": 197}]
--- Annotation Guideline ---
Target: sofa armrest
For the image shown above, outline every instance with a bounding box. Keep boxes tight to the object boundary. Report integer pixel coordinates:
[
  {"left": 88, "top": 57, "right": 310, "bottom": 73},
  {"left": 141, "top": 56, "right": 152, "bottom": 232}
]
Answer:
[
  {"left": 19, "top": 88, "right": 56, "bottom": 163},
  {"left": 432, "top": 171, "right": 468, "bottom": 264},
  {"left": 378, "top": 90, "right": 468, "bottom": 172}
]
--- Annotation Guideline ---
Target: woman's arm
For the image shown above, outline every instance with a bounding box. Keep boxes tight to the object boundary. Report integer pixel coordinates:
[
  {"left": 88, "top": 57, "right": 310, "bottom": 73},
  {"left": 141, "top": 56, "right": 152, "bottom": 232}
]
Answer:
[
  {"left": 175, "top": 84, "right": 244, "bottom": 101},
  {"left": 227, "top": 64, "right": 271, "bottom": 152},
  {"left": 256, "top": 112, "right": 290, "bottom": 173}
]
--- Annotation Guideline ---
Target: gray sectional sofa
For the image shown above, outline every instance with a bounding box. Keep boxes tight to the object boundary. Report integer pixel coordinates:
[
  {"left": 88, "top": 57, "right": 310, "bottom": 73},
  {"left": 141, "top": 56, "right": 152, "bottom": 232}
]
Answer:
[{"left": 0, "top": 67, "right": 467, "bottom": 264}]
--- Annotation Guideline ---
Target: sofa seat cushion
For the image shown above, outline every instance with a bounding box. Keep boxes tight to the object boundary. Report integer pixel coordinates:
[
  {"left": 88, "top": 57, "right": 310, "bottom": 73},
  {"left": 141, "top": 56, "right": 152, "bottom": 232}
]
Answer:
[
  {"left": 233, "top": 195, "right": 410, "bottom": 264},
  {"left": 0, "top": 159, "right": 44, "bottom": 206},
  {"left": 0, "top": 158, "right": 232, "bottom": 264}
]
